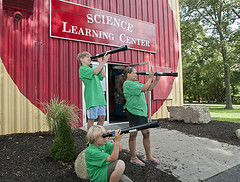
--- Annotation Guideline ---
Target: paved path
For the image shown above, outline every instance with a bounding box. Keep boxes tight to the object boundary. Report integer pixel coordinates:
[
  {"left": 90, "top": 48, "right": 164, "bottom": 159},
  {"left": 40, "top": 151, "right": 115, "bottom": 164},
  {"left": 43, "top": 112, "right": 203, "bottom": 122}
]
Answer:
[
  {"left": 104, "top": 123, "right": 240, "bottom": 182},
  {"left": 203, "top": 164, "right": 240, "bottom": 182},
  {"left": 184, "top": 104, "right": 240, "bottom": 107}
]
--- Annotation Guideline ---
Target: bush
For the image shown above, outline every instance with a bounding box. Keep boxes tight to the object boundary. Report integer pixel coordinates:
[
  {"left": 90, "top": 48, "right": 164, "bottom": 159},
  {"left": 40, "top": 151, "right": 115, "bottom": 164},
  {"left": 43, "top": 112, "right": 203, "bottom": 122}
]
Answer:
[
  {"left": 42, "top": 98, "right": 80, "bottom": 135},
  {"left": 42, "top": 98, "right": 80, "bottom": 162},
  {"left": 50, "top": 113, "right": 77, "bottom": 162}
]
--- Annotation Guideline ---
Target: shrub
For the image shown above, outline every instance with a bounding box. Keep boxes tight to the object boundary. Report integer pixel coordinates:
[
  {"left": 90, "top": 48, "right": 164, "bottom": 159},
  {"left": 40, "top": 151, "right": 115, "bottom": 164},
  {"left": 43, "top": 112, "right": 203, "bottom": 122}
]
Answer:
[
  {"left": 50, "top": 112, "right": 77, "bottom": 161},
  {"left": 42, "top": 98, "right": 80, "bottom": 135},
  {"left": 42, "top": 98, "right": 80, "bottom": 161}
]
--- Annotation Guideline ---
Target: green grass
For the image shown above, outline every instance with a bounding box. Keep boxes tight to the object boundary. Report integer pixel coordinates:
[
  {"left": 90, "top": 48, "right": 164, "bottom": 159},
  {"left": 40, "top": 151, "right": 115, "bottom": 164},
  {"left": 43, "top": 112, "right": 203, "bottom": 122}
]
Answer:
[
  {"left": 208, "top": 106, "right": 240, "bottom": 123},
  {"left": 184, "top": 104, "right": 240, "bottom": 123}
]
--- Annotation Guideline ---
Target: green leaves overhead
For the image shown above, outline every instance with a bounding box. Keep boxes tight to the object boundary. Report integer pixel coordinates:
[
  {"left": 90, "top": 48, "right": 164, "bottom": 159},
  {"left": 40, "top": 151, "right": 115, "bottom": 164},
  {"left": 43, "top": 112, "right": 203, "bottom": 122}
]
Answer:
[{"left": 180, "top": 0, "right": 240, "bottom": 105}]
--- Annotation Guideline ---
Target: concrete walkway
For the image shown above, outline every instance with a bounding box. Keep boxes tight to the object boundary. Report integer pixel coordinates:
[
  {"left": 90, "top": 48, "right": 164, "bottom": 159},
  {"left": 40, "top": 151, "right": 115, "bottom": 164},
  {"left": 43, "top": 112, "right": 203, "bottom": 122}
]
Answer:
[{"left": 104, "top": 123, "right": 240, "bottom": 182}]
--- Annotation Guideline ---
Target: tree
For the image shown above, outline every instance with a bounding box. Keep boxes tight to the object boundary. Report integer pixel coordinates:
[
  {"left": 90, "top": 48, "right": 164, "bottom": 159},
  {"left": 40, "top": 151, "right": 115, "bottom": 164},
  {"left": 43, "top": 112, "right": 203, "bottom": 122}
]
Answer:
[
  {"left": 180, "top": 0, "right": 240, "bottom": 109},
  {"left": 181, "top": 20, "right": 225, "bottom": 103}
]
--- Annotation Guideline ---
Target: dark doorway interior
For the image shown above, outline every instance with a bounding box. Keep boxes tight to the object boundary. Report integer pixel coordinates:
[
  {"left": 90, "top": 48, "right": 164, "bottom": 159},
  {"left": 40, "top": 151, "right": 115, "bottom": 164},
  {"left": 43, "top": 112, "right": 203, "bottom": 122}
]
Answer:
[{"left": 108, "top": 64, "right": 127, "bottom": 123}]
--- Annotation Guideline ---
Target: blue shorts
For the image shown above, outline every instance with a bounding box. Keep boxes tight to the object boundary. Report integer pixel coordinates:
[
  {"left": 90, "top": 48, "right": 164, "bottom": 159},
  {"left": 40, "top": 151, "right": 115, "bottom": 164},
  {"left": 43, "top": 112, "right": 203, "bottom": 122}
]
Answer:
[{"left": 87, "top": 106, "right": 106, "bottom": 119}]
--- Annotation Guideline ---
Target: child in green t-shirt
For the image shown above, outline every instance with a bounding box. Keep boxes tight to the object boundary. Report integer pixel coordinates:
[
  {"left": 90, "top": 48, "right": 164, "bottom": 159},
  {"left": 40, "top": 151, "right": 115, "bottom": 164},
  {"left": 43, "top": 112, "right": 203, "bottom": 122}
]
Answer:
[
  {"left": 118, "top": 67, "right": 161, "bottom": 167},
  {"left": 85, "top": 125, "right": 132, "bottom": 182},
  {"left": 77, "top": 52, "right": 110, "bottom": 130}
]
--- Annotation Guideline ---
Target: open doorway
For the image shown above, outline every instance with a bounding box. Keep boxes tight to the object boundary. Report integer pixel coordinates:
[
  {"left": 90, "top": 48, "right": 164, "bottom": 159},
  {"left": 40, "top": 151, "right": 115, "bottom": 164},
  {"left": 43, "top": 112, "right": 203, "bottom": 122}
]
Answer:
[
  {"left": 82, "top": 61, "right": 150, "bottom": 127},
  {"left": 108, "top": 63, "right": 128, "bottom": 123}
]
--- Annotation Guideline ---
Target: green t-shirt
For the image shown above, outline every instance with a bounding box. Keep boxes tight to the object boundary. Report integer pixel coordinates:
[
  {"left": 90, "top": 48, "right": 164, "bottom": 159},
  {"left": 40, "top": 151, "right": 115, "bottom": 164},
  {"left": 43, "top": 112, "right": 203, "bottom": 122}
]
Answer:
[
  {"left": 123, "top": 80, "right": 148, "bottom": 117},
  {"left": 79, "top": 66, "right": 106, "bottom": 109},
  {"left": 85, "top": 140, "right": 114, "bottom": 182}
]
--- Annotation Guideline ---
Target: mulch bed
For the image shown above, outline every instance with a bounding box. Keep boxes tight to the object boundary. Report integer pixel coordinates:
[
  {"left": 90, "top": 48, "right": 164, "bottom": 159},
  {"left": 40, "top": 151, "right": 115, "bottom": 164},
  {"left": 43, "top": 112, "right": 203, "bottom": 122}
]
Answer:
[{"left": 1, "top": 119, "right": 240, "bottom": 182}]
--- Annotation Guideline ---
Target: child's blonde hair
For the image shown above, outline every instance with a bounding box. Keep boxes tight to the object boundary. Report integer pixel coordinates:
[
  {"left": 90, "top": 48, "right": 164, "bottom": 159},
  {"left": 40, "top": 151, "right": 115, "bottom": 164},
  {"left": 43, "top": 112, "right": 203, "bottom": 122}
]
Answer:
[
  {"left": 86, "top": 125, "right": 106, "bottom": 144},
  {"left": 77, "top": 51, "right": 91, "bottom": 66}
]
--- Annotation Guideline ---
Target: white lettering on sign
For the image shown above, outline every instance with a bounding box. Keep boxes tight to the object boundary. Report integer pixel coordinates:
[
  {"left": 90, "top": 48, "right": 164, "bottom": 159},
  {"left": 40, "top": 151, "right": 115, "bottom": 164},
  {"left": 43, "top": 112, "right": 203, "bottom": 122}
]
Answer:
[
  {"left": 119, "top": 33, "right": 150, "bottom": 47},
  {"left": 62, "top": 21, "right": 71, "bottom": 33},
  {"left": 62, "top": 21, "right": 114, "bottom": 40},
  {"left": 62, "top": 21, "right": 151, "bottom": 47},
  {"left": 51, "top": 0, "right": 156, "bottom": 52},
  {"left": 87, "top": 13, "right": 133, "bottom": 32}
]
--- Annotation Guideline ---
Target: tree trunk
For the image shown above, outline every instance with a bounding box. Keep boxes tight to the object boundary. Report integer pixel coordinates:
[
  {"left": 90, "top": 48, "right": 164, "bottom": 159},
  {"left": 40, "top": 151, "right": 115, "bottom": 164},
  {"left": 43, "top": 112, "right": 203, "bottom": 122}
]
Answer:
[
  {"left": 224, "top": 63, "right": 233, "bottom": 109},
  {"left": 222, "top": 45, "right": 233, "bottom": 109},
  {"left": 217, "top": 19, "right": 233, "bottom": 109}
]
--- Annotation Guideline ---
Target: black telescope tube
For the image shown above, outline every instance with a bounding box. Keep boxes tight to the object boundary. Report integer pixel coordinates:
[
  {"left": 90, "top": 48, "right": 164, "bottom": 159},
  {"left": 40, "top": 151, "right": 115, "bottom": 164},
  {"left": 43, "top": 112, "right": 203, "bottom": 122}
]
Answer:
[
  {"left": 90, "top": 45, "right": 128, "bottom": 60},
  {"left": 137, "top": 72, "right": 178, "bottom": 77},
  {"left": 102, "top": 121, "right": 160, "bottom": 138}
]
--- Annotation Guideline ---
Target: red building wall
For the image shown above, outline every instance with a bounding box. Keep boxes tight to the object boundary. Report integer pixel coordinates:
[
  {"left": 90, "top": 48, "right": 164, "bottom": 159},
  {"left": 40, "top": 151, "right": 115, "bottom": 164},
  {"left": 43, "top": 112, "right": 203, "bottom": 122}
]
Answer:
[{"left": 0, "top": 0, "right": 182, "bottom": 134}]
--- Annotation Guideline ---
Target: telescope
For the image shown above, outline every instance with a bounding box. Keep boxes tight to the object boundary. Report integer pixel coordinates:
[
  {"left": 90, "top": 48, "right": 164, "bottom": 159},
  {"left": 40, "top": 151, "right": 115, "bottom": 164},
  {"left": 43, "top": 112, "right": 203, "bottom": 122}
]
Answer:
[
  {"left": 91, "top": 45, "right": 128, "bottom": 60},
  {"left": 137, "top": 72, "right": 178, "bottom": 77},
  {"left": 102, "top": 121, "right": 160, "bottom": 138}
]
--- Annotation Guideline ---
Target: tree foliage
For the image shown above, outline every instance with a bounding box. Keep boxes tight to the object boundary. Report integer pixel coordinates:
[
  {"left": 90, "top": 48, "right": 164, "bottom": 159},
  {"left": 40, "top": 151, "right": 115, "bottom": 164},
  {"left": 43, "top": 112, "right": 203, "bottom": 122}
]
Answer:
[{"left": 180, "top": 0, "right": 240, "bottom": 106}]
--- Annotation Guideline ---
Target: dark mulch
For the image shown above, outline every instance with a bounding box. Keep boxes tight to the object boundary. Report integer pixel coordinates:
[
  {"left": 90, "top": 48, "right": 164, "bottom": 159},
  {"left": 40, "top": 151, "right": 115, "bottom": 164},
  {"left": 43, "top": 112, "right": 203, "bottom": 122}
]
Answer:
[
  {"left": 1, "top": 119, "right": 240, "bottom": 182},
  {"left": 158, "top": 119, "right": 240, "bottom": 147}
]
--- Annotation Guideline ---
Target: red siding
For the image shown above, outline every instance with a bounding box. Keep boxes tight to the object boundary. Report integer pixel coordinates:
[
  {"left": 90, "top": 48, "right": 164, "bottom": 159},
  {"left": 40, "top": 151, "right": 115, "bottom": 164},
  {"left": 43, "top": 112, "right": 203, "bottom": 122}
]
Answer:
[{"left": 0, "top": 0, "right": 180, "bottom": 128}]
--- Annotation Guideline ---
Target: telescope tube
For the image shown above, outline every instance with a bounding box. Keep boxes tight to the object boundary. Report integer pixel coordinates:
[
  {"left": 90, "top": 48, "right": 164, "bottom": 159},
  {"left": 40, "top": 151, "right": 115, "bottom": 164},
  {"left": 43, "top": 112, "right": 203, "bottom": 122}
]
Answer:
[
  {"left": 137, "top": 72, "right": 178, "bottom": 77},
  {"left": 91, "top": 45, "right": 128, "bottom": 60},
  {"left": 102, "top": 121, "right": 160, "bottom": 138}
]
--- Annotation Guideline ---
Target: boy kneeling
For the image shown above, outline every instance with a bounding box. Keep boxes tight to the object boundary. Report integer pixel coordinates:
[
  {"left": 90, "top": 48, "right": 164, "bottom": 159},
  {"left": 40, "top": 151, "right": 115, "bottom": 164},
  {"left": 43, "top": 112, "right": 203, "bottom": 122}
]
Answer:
[{"left": 85, "top": 125, "right": 132, "bottom": 182}]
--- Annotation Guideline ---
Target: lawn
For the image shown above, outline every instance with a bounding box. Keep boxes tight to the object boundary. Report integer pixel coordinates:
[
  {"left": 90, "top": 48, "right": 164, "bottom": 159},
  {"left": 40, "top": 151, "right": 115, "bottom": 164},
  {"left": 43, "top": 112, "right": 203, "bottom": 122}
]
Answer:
[
  {"left": 185, "top": 104, "right": 240, "bottom": 123},
  {"left": 208, "top": 106, "right": 240, "bottom": 123}
]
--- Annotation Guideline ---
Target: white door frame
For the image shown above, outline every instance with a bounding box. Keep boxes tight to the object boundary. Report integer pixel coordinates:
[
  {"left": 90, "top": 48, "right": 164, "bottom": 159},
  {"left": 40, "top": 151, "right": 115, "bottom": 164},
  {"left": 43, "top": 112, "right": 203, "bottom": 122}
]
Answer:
[
  {"left": 82, "top": 63, "right": 109, "bottom": 127},
  {"left": 82, "top": 61, "right": 151, "bottom": 127}
]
